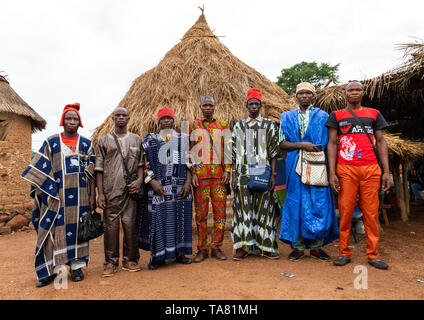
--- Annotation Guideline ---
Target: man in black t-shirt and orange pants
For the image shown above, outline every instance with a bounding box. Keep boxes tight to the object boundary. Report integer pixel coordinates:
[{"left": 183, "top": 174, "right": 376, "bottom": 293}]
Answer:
[{"left": 326, "top": 81, "right": 391, "bottom": 270}]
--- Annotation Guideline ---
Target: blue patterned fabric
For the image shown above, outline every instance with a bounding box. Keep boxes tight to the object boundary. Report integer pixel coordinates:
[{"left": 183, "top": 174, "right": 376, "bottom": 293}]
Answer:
[
  {"left": 21, "top": 134, "right": 95, "bottom": 280},
  {"left": 138, "top": 130, "right": 192, "bottom": 263},
  {"left": 279, "top": 108, "right": 339, "bottom": 248}
]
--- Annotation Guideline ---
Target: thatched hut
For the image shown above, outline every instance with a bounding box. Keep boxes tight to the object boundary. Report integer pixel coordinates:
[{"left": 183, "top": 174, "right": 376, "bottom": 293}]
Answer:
[
  {"left": 0, "top": 75, "right": 46, "bottom": 231},
  {"left": 92, "top": 11, "right": 293, "bottom": 143},
  {"left": 314, "top": 42, "right": 424, "bottom": 222}
]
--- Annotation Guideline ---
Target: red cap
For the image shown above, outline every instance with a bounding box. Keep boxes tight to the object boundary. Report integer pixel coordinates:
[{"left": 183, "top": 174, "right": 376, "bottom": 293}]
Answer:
[
  {"left": 246, "top": 88, "right": 262, "bottom": 103},
  {"left": 59, "top": 103, "right": 83, "bottom": 128},
  {"left": 157, "top": 106, "right": 175, "bottom": 121}
]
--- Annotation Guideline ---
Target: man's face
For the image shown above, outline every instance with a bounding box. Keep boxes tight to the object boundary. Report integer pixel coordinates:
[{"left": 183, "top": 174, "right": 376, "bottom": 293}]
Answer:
[
  {"left": 113, "top": 109, "right": 130, "bottom": 128},
  {"left": 296, "top": 90, "right": 314, "bottom": 107},
  {"left": 247, "top": 99, "right": 261, "bottom": 116},
  {"left": 159, "top": 116, "right": 174, "bottom": 130},
  {"left": 200, "top": 99, "right": 215, "bottom": 118},
  {"left": 63, "top": 110, "right": 79, "bottom": 134},
  {"left": 345, "top": 82, "right": 364, "bottom": 105}
]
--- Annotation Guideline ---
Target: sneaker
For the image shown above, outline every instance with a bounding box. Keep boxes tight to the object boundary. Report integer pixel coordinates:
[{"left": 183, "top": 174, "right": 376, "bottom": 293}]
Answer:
[
  {"left": 70, "top": 268, "right": 84, "bottom": 282},
  {"left": 368, "top": 258, "right": 388, "bottom": 270},
  {"left": 333, "top": 255, "right": 351, "bottom": 266},
  {"left": 310, "top": 249, "right": 331, "bottom": 261},
  {"left": 288, "top": 250, "right": 304, "bottom": 261},
  {"left": 102, "top": 264, "right": 118, "bottom": 277},
  {"left": 122, "top": 261, "right": 142, "bottom": 272}
]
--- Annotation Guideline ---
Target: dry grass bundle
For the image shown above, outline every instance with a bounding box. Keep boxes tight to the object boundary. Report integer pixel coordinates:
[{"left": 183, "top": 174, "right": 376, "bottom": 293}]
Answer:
[
  {"left": 0, "top": 75, "right": 46, "bottom": 132},
  {"left": 314, "top": 84, "right": 347, "bottom": 114},
  {"left": 383, "top": 133, "right": 424, "bottom": 159},
  {"left": 92, "top": 12, "right": 293, "bottom": 143}
]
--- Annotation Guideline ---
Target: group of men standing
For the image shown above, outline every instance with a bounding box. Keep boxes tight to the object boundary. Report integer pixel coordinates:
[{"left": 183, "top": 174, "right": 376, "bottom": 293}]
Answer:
[{"left": 22, "top": 81, "right": 391, "bottom": 288}]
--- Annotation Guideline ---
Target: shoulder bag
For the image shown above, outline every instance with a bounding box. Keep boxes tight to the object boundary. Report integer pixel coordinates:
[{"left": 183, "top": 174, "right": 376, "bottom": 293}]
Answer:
[
  {"left": 78, "top": 210, "right": 104, "bottom": 242},
  {"left": 294, "top": 113, "right": 329, "bottom": 186},
  {"left": 295, "top": 148, "right": 329, "bottom": 186}
]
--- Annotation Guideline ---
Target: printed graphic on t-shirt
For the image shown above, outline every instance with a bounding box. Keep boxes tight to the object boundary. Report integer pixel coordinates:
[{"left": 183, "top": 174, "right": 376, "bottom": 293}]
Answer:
[{"left": 339, "top": 136, "right": 362, "bottom": 161}]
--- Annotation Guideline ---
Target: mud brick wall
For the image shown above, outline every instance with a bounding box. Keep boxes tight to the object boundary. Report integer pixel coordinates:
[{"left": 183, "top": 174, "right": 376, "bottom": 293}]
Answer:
[{"left": 0, "top": 113, "right": 33, "bottom": 214}]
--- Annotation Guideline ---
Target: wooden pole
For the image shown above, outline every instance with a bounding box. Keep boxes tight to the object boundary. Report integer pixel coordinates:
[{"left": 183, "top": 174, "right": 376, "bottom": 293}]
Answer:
[
  {"left": 392, "top": 157, "right": 408, "bottom": 221},
  {"left": 401, "top": 161, "right": 410, "bottom": 217},
  {"left": 323, "top": 77, "right": 333, "bottom": 89}
]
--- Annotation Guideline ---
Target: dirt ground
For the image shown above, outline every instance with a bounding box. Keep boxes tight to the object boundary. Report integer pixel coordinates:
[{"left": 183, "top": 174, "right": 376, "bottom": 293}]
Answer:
[{"left": 1, "top": 205, "right": 424, "bottom": 300}]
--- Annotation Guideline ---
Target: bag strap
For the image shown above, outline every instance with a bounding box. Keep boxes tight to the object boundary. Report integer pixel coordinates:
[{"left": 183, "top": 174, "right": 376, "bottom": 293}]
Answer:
[
  {"left": 244, "top": 120, "right": 251, "bottom": 168},
  {"left": 345, "top": 107, "right": 380, "bottom": 162},
  {"left": 244, "top": 118, "right": 267, "bottom": 168},
  {"left": 199, "top": 120, "right": 226, "bottom": 173},
  {"left": 111, "top": 132, "right": 131, "bottom": 178}
]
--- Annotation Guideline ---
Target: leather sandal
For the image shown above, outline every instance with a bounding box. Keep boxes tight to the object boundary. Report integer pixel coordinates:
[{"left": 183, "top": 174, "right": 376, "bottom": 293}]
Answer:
[
  {"left": 368, "top": 258, "right": 388, "bottom": 269},
  {"left": 233, "top": 249, "right": 249, "bottom": 261},
  {"left": 333, "top": 255, "right": 351, "bottom": 266}
]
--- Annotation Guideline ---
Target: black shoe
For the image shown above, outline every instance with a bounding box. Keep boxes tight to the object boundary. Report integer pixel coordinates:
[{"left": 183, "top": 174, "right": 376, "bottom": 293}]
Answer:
[
  {"left": 333, "top": 255, "right": 351, "bottom": 266},
  {"left": 288, "top": 250, "right": 304, "bottom": 261},
  {"left": 70, "top": 268, "right": 84, "bottom": 282},
  {"left": 148, "top": 260, "right": 165, "bottom": 270},
  {"left": 176, "top": 255, "right": 192, "bottom": 264},
  {"left": 310, "top": 249, "right": 330, "bottom": 261},
  {"left": 368, "top": 258, "right": 389, "bottom": 270},
  {"left": 36, "top": 274, "right": 57, "bottom": 288}
]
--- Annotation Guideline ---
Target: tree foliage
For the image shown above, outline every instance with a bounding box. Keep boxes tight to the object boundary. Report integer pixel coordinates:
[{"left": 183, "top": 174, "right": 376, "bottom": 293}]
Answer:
[{"left": 276, "top": 61, "right": 340, "bottom": 95}]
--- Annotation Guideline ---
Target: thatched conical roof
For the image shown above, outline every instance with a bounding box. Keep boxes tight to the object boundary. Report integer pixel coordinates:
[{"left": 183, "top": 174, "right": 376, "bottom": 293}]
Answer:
[
  {"left": 0, "top": 75, "right": 46, "bottom": 132},
  {"left": 92, "top": 12, "right": 292, "bottom": 142}
]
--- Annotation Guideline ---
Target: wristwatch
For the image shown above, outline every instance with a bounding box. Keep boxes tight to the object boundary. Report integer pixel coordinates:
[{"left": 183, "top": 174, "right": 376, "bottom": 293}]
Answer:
[{"left": 272, "top": 172, "right": 277, "bottom": 176}]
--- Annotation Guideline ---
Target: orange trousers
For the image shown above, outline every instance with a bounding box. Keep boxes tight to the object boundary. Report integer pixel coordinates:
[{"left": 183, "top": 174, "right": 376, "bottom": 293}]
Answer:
[{"left": 336, "top": 163, "right": 381, "bottom": 259}]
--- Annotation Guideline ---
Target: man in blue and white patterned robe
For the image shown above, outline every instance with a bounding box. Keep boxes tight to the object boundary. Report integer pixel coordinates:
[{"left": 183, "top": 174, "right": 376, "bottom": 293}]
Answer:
[{"left": 22, "top": 103, "right": 95, "bottom": 287}]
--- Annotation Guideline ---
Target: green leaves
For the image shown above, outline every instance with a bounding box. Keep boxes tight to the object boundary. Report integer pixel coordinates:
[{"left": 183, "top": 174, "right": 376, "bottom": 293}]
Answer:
[{"left": 276, "top": 61, "right": 340, "bottom": 95}]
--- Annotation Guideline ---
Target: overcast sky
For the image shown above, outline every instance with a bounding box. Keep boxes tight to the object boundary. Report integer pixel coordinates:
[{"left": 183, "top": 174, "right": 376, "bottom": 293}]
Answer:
[{"left": 1, "top": 0, "right": 423, "bottom": 150}]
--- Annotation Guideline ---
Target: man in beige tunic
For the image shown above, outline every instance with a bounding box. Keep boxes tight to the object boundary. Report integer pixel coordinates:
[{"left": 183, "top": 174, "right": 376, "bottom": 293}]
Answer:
[{"left": 95, "top": 107, "right": 144, "bottom": 277}]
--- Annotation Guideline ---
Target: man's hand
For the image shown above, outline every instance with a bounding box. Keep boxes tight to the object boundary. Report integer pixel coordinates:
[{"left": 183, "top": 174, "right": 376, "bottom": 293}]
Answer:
[
  {"left": 231, "top": 171, "right": 237, "bottom": 191},
  {"left": 301, "top": 142, "right": 322, "bottom": 152},
  {"left": 191, "top": 174, "right": 199, "bottom": 188},
  {"left": 221, "top": 172, "right": 230, "bottom": 185},
  {"left": 35, "top": 187, "right": 43, "bottom": 199},
  {"left": 89, "top": 194, "right": 97, "bottom": 211},
  {"left": 381, "top": 172, "right": 391, "bottom": 192},
  {"left": 329, "top": 174, "right": 340, "bottom": 194},
  {"left": 150, "top": 179, "right": 165, "bottom": 196},
  {"left": 127, "top": 178, "right": 142, "bottom": 194},
  {"left": 97, "top": 193, "right": 106, "bottom": 210},
  {"left": 181, "top": 181, "right": 191, "bottom": 199},
  {"left": 268, "top": 175, "right": 276, "bottom": 191}
]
